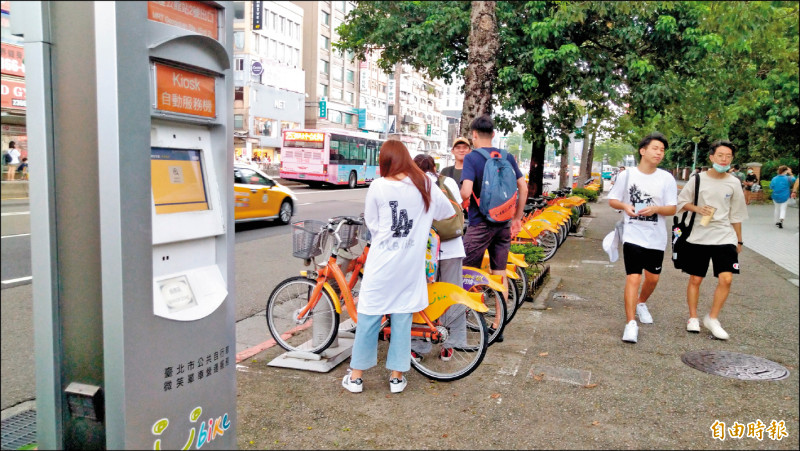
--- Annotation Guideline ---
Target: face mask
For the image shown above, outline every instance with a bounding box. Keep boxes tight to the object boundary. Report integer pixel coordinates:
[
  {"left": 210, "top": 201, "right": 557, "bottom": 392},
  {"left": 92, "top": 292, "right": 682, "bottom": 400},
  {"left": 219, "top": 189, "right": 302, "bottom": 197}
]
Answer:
[{"left": 713, "top": 163, "right": 731, "bottom": 173}]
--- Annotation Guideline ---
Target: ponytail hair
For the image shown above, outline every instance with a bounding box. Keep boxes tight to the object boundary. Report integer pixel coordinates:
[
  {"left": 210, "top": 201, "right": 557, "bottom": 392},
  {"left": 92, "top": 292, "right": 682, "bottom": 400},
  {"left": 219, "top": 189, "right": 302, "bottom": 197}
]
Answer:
[{"left": 379, "top": 140, "right": 431, "bottom": 212}]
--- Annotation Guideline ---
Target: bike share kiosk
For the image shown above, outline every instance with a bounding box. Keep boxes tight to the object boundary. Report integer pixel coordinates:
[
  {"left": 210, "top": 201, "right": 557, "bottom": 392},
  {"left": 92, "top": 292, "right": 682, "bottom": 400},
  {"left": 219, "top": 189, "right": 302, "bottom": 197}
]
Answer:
[{"left": 17, "top": 2, "right": 235, "bottom": 448}]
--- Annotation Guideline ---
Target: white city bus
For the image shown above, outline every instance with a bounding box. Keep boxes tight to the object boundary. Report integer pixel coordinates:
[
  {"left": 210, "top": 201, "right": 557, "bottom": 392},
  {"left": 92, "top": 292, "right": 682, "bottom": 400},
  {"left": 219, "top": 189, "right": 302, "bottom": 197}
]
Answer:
[{"left": 279, "top": 129, "right": 384, "bottom": 188}]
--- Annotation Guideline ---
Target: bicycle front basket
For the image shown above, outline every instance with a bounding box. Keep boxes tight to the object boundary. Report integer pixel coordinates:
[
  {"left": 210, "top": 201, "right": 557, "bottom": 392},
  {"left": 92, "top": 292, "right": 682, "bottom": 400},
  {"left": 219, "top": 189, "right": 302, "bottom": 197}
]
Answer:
[
  {"left": 291, "top": 220, "right": 327, "bottom": 259},
  {"left": 337, "top": 222, "right": 361, "bottom": 249}
]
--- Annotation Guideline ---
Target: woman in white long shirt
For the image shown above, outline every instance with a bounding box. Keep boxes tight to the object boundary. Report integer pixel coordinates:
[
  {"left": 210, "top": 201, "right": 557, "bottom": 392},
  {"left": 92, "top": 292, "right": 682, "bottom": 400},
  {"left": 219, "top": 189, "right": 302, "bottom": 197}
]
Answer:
[
  {"left": 410, "top": 154, "right": 467, "bottom": 362},
  {"left": 341, "top": 140, "right": 454, "bottom": 394}
]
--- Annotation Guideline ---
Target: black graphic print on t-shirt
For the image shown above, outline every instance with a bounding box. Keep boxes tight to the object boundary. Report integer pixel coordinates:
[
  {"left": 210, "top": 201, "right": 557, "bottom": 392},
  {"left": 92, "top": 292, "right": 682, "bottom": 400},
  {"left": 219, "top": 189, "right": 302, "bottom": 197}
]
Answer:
[
  {"left": 389, "top": 201, "right": 413, "bottom": 237},
  {"left": 628, "top": 184, "right": 657, "bottom": 222}
]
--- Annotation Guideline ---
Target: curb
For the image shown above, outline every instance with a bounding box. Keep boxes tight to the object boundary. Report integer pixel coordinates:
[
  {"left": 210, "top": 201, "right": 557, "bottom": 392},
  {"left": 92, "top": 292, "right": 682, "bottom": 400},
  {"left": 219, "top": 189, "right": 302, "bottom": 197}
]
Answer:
[{"left": 532, "top": 275, "right": 561, "bottom": 310}]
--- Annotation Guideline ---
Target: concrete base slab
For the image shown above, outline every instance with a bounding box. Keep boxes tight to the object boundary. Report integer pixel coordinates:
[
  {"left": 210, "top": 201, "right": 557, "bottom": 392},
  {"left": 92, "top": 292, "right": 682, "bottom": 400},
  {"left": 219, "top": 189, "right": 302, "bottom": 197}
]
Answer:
[{"left": 267, "top": 337, "right": 354, "bottom": 373}]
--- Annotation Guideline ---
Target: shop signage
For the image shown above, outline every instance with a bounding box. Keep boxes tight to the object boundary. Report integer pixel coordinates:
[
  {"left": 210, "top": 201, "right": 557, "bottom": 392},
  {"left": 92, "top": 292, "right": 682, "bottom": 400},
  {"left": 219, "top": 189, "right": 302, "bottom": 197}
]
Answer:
[
  {"left": 1, "top": 78, "right": 26, "bottom": 110},
  {"left": 251, "top": 61, "right": 263, "bottom": 75},
  {"left": 1, "top": 43, "right": 25, "bottom": 77},
  {"left": 154, "top": 63, "right": 215, "bottom": 118},
  {"left": 147, "top": 1, "right": 219, "bottom": 40},
  {"left": 252, "top": 1, "right": 263, "bottom": 30}
]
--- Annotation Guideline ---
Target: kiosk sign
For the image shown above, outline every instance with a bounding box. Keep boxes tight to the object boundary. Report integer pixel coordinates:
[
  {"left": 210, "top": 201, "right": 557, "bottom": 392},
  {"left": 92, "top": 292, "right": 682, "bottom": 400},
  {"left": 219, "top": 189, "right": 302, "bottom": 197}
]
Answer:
[
  {"left": 147, "top": 1, "right": 219, "bottom": 40},
  {"left": 155, "top": 63, "right": 216, "bottom": 118}
]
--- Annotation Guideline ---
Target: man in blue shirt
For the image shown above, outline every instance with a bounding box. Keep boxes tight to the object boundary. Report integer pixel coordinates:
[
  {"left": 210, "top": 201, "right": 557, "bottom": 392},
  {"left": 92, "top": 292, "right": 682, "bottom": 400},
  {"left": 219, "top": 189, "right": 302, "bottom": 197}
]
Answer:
[{"left": 459, "top": 115, "right": 527, "bottom": 340}]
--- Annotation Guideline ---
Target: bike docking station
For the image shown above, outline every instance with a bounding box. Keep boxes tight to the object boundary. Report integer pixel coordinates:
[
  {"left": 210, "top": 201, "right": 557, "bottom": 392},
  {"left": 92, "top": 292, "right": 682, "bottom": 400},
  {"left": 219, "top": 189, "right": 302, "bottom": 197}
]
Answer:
[
  {"left": 267, "top": 251, "right": 358, "bottom": 373},
  {"left": 16, "top": 2, "right": 236, "bottom": 449},
  {"left": 266, "top": 326, "right": 356, "bottom": 373}
]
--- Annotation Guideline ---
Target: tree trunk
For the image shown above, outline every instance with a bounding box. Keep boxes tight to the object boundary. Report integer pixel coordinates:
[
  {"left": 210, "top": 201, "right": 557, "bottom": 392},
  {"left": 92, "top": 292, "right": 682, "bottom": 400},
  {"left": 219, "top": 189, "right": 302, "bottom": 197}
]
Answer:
[
  {"left": 526, "top": 99, "right": 546, "bottom": 198},
  {"left": 558, "top": 134, "right": 570, "bottom": 190},
  {"left": 586, "top": 127, "right": 597, "bottom": 184},
  {"left": 576, "top": 125, "right": 591, "bottom": 189},
  {"left": 459, "top": 1, "right": 499, "bottom": 139}
]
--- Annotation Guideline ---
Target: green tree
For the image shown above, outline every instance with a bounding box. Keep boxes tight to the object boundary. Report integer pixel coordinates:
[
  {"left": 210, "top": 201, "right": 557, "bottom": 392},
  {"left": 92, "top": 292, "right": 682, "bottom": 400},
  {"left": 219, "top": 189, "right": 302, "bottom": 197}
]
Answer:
[
  {"left": 336, "top": 2, "right": 797, "bottom": 195},
  {"left": 594, "top": 140, "right": 636, "bottom": 168}
]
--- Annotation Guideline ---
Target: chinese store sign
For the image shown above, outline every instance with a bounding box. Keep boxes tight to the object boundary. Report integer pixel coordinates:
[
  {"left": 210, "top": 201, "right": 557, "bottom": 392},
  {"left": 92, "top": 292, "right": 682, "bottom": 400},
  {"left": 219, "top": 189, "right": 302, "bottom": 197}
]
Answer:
[{"left": 147, "top": 1, "right": 218, "bottom": 40}]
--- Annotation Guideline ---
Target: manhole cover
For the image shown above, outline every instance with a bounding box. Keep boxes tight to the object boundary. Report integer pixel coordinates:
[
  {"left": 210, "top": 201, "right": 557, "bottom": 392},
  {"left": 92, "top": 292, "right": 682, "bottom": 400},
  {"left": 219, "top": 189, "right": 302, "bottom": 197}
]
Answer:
[
  {"left": 681, "top": 350, "right": 790, "bottom": 381},
  {"left": 1, "top": 409, "right": 37, "bottom": 450}
]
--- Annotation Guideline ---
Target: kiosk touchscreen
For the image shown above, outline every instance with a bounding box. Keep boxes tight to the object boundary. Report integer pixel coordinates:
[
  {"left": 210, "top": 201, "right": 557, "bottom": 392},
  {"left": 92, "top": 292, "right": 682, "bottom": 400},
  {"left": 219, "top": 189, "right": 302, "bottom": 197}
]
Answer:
[{"left": 150, "top": 121, "right": 227, "bottom": 322}]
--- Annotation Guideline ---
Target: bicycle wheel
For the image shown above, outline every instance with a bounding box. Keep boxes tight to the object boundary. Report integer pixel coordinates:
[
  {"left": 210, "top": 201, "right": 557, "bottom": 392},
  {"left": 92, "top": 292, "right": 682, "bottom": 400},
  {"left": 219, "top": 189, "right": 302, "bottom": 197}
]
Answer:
[
  {"left": 558, "top": 222, "right": 569, "bottom": 245},
  {"left": 410, "top": 304, "right": 488, "bottom": 382},
  {"left": 504, "top": 275, "right": 520, "bottom": 324},
  {"left": 466, "top": 286, "right": 507, "bottom": 346},
  {"left": 537, "top": 230, "right": 558, "bottom": 261},
  {"left": 514, "top": 266, "right": 529, "bottom": 304},
  {"left": 266, "top": 276, "right": 339, "bottom": 353}
]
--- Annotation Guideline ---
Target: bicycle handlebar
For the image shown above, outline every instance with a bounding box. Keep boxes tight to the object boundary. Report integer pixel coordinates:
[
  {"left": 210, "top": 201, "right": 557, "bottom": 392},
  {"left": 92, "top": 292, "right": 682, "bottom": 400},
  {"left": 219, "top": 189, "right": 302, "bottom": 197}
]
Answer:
[{"left": 328, "top": 215, "right": 364, "bottom": 226}]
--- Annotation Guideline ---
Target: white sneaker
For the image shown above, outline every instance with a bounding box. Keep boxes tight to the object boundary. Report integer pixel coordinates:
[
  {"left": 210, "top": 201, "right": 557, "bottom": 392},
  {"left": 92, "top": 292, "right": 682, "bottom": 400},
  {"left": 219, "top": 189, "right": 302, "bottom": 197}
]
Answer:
[
  {"left": 636, "top": 303, "right": 653, "bottom": 324},
  {"left": 686, "top": 317, "right": 700, "bottom": 333},
  {"left": 389, "top": 376, "right": 407, "bottom": 393},
  {"left": 703, "top": 315, "right": 730, "bottom": 340},
  {"left": 622, "top": 320, "right": 638, "bottom": 343},
  {"left": 341, "top": 372, "right": 363, "bottom": 393}
]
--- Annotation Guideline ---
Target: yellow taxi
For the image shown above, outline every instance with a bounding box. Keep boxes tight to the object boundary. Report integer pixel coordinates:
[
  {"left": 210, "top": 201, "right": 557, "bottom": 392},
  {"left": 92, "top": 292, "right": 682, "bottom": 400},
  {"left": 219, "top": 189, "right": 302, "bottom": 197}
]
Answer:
[{"left": 234, "top": 164, "right": 298, "bottom": 224}]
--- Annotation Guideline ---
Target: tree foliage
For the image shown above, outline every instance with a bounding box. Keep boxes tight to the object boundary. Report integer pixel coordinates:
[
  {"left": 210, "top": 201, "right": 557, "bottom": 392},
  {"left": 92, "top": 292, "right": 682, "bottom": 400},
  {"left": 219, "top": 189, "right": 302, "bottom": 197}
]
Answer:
[{"left": 336, "top": 1, "right": 799, "bottom": 191}]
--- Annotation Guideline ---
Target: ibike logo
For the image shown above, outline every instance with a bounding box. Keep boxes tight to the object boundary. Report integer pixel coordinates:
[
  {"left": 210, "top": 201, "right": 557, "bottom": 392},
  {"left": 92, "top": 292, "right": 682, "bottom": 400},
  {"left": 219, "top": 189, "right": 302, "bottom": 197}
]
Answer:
[{"left": 152, "top": 406, "right": 231, "bottom": 450}]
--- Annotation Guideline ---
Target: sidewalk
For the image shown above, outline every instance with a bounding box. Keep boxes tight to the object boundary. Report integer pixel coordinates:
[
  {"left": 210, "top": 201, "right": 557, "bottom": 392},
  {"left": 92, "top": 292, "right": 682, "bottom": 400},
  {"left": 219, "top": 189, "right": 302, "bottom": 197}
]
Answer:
[
  {"left": 231, "top": 195, "right": 798, "bottom": 449},
  {"left": 3, "top": 192, "right": 798, "bottom": 449}
]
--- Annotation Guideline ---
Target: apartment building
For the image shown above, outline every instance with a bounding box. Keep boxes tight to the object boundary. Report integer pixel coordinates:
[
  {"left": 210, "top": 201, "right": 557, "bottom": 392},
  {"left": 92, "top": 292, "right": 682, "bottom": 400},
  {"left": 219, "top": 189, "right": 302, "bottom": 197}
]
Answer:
[
  {"left": 441, "top": 76, "right": 465, "bottom": 148},
  {"left": 233, "top": 1, "right": 305, "bottom": 163},
  {"left": 357, "top": 50, "right": 390, "bottom": 135},
  {"left": 389, "top": 64, "right": 447, "bottom": 156},
  {"left": 295, "top": 1, "right": 368, "bottom": 133}
]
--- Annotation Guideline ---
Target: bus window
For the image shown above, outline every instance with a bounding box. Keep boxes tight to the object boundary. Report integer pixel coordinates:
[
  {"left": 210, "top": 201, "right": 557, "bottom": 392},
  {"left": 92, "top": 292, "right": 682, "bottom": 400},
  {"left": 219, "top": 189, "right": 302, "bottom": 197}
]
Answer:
[
  {"left": 366, "top": 141, "right": 377, "bottom": 166},
  {"left": 330, "top": 138, "right": 341, "bottom": 161},
  {"left": 356, "top": 138, "right": 366, "bottom": 164}
]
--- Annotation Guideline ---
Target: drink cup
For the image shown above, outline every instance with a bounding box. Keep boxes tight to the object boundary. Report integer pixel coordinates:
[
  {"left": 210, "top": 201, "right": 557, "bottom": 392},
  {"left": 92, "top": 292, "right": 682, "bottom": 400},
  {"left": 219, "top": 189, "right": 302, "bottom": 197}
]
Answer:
[{"left": 700, "top": 207, "right": 716, "bottom": 226}]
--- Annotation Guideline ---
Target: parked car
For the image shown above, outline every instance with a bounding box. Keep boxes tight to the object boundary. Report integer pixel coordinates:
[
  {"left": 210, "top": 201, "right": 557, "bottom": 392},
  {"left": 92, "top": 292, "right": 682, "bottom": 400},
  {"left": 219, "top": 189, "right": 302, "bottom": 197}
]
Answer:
[
  {"left": 543, "top": 169, "right": 556, "bottom": 179},
  {"left": 234, "top": 164, "right": 297, "bottom": 224}
]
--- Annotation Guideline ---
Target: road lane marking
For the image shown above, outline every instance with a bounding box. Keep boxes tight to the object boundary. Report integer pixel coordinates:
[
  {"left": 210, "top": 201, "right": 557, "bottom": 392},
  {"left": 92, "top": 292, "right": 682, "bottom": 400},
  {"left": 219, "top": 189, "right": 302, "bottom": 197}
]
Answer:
[
  {"left": 1, "top": 211, "right": 30, "bottom": 216},
  {"left": 1, "top": 233, "right": 30, "bottom": 239},
  {"left": 2, "top": 276, "right": 32, "bottom": 285}
]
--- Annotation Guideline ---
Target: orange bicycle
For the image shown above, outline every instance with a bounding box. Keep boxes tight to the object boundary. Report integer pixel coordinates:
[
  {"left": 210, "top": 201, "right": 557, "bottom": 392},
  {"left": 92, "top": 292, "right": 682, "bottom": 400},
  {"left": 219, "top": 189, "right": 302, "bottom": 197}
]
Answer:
[{"left": 265, "top": 216, "right": 490, "bottom": 381}]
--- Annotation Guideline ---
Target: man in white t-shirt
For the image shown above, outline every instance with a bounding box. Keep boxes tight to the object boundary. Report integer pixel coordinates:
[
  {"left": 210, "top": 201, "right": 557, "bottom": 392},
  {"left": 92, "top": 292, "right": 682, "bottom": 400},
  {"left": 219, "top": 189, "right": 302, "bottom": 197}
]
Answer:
[{"left": 608, "top": 132, "right": 677, "bottom": 344}]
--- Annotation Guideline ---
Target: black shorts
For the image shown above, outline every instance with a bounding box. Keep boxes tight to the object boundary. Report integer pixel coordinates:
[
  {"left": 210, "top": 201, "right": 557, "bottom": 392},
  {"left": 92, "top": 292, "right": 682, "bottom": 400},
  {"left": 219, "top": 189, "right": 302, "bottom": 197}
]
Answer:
[
  {"left": 681, "top": 242, "right": 740, "bottom": 278},
  {"left": 623, "top": 242, "right": 665, "bottom": 275}
]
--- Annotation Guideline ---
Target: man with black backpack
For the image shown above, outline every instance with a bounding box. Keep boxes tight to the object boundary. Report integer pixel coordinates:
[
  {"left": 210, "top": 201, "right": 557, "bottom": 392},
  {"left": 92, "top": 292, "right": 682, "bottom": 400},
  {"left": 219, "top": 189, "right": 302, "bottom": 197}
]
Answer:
[{"left": 460, "top": 115, "right": 528, "bottom": 341}]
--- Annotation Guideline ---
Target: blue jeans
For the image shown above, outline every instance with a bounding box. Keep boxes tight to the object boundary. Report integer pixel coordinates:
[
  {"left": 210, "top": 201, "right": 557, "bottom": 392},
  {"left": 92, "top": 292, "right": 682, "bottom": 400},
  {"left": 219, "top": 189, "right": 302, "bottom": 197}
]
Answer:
[{"left": 349, "top": 312, "right": 412, "bottom": 372}]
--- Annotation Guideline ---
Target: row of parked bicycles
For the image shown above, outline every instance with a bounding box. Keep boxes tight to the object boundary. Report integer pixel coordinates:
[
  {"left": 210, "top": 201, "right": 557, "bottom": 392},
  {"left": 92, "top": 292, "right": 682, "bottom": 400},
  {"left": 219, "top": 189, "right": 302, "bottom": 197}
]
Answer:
[
  {"left": 264, "top": 182, "right": 599, "bottom": 383},
  {"left": 514, "top": 181, "right": 601, "bottom": 260}
]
